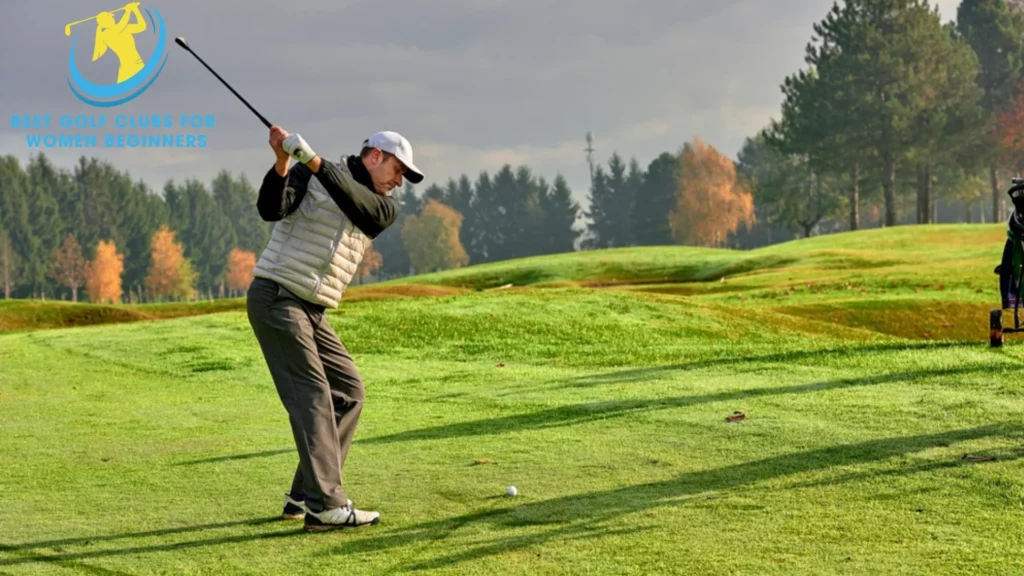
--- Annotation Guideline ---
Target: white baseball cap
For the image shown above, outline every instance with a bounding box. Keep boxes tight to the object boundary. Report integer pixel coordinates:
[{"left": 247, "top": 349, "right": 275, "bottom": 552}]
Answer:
[{"left": 363, "top": 131, "right": 424, "bottom": 183}]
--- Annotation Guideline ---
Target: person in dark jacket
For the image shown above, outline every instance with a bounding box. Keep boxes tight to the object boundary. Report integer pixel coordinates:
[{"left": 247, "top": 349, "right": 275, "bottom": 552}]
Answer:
[{"left": 247, "top": 125, "right": 423, "bottom": 532}]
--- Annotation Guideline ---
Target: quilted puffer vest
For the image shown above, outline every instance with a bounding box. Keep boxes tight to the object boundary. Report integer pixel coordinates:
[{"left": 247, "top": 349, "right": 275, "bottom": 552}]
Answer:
[{"left": 252, "top": 158, "right": 372, "bottom": 308}]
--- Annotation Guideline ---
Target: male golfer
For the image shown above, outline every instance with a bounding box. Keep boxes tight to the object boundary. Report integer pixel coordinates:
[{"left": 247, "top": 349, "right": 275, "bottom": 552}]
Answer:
[{"left": 246, "top": 125, "right": 423, "bottom": 532}]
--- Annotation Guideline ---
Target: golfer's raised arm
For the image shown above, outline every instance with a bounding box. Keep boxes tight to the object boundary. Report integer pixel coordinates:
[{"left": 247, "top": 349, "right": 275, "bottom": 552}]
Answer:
[
  {"left": 257, "top": 163, "right": 311, "bottom": 222},
  {"left": 309, "top": 160, "right": 397, "bottom": 239}
]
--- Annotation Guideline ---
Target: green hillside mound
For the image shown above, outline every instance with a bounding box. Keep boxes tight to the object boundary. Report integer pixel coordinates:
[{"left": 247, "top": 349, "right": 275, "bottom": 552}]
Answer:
[
  {"left": 386, "top": 224, "right": 1006, "bottom": 291},
  {"left": 0, "top": 299, "right": 247, "bottom": 332},
  {"left": 0, "top": 224, "right": 1011, "bottom": 342}
]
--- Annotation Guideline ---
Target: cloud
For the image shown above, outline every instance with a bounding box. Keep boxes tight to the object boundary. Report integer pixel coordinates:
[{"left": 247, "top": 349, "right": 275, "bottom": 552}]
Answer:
[{"left": 5, "top": 0, "right": 957, "bottom": 211}]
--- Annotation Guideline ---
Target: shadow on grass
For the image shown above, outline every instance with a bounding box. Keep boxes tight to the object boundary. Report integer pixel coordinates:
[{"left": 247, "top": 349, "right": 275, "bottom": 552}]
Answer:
[
  {"left": 172, "top": 449, "right": 293, "bottom": 466},
  {"left": 3, "top": 430, "right": 1016, "bottom": 571},
  {"left": 562, "top": 341, "right": 976, "bottom": 389},
  {"left": 340, "top": 424, "right": 1017, "bottom": 572},
  {"left": 0, "top": 517, "right": 296, "bottom": 568},
  {"left": 782, "top": 446, "right": 1024, "bottom": 494},
  {"left": 361, "top": 365, "right": 994, "bottom": 446}
]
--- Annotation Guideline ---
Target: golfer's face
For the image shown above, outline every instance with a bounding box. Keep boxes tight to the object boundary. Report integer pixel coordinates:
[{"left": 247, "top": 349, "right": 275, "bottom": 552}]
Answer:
[{"left": 374, "top": 155, "right": 406, "bottom": 195}]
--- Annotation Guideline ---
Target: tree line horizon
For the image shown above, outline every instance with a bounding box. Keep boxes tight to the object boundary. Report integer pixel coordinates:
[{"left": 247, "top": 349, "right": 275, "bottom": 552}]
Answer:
[{"left": 2, "top": 0, "right": 1024, "bottom": 303}]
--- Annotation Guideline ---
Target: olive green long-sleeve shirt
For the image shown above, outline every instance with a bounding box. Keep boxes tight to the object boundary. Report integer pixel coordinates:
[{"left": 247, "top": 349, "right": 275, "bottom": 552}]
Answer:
[{"left": 256, "top": 155, "right": 398, "bottom": 239}]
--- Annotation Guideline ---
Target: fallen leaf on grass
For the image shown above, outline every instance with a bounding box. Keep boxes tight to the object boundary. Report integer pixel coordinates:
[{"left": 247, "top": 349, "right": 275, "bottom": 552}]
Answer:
[
  {"left": 942, "top": 323, "right": 953, "bottom": 328},
  {"left": 472, "top": 459, "right": 494, "bottom": 466},
  {"left": 962, "top": 454, "right": 995, "bottom": 462},
  {"left": 725, "top": 411, "right": 746, "bottom": 423},
  {"left": 496, "top": 363, "right": 505, "bottom": 368}
]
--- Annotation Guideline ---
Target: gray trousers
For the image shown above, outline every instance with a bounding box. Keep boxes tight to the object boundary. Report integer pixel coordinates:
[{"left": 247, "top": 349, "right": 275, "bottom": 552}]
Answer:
[{"left": 246, "top": 277, "right": 364, "bottom": 512}]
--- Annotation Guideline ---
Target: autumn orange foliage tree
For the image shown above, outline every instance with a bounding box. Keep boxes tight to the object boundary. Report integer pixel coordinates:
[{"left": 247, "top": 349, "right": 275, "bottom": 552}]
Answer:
[
  {"left": 85, "top": 240, "right": 124, "bottom": 304},
  {"left": 401, "top": 199, "right": 469, "bottom": 273},
  {"left": 50, "top": 233, "right": 88, "bottom": 302},
  {"left": 225, "top": 248, "right": 256, "bottom": 296},
  {"left": 670, "top": 138, "right": 756, "bottom": 247},
  {"left": 145, "top": 225, "right": 195, "bottom": 301},
  {"left": 354, "top": 244, "right": 383, "bottom": 284},
  {"left": 996, "top": 82, "right": 1024, "bottom": 174}
]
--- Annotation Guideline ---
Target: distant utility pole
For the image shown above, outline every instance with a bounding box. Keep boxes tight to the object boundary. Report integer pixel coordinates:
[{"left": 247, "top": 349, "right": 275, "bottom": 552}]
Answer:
[{"left": 584, "top": 131, "right": 596, "bottom": 186}]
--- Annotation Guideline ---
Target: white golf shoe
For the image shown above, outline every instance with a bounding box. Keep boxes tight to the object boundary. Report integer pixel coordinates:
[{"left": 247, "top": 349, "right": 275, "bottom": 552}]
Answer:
[{"left": 303, "top": 504, "right": 380, "bottom": 532}]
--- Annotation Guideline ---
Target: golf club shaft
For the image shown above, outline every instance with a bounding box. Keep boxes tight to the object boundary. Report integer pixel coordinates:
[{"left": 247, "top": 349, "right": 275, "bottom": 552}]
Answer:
[{"left": 177, "top": 42, "right": 272, "bottom": 129}]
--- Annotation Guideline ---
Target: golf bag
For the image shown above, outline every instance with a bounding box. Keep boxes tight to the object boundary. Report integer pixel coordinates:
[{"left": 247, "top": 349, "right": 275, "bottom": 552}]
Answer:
[
  {"left": 992, "top": 178, "right": 1024, "bottom": 346},
  {"left": 996, "top": 178, "right": 1024, "bottom": 310}
]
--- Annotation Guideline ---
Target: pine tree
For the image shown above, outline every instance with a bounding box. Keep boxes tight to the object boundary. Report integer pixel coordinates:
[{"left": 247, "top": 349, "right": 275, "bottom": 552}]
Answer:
[
  {"left": 26, "top": 154, "right": 67, "bottom": 293},
  {"left": 738, "top": 132, "right": 844, "bottom": 238},
  {"left": 468, "top": 171, "right": 498, "bottom": 263},
  {"left": 631, "top": 152, "right": 681, "bottom": 245},
  {"left": 541, "top": 174, "right": 582, "bottom": 254},
  {"left": 212, "top": 170, "right": 271, "bottom": 255},
  {"left": 510, "top": 166, "right": 546, "bottom": 260},
  {"left": 476, "top": 166, "right": 517, "bottom": 262},
  {"left": 70, "top": 157, "right": 121, "bottom": 260},
  {"left": 585, "top": 153, "right": 639, "bottom": 248},
  {"left": 423, "top": 183, "right": 445, "bottom": 202},
  {"left": 0, "top": 228, "right": 19, "bottom": 299},
  {"left": 958, "top": 0, "right": 1024, "bottom": 221},
  {"left": 165, "top": 179, "right": 236, "bottom": 294},
  {"left": 0, "top": 155, "right": 31, "bottom": 298},
  {"left": 117, "top": 179, "right": 168, "bottom": 299},
  {"left": 778, "top": 0, "right": 985, "bottom": 227}
]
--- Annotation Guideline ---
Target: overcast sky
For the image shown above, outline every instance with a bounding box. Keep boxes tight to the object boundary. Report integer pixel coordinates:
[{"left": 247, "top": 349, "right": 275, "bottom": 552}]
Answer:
[{"left": 1, "top": 0, "right": 961, "bottom": 210}]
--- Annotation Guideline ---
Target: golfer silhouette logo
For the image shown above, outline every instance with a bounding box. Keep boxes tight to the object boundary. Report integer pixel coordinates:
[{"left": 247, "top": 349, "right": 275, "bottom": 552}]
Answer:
[{"left": 64, "top": 2, "right": 169, "bottom": 107}]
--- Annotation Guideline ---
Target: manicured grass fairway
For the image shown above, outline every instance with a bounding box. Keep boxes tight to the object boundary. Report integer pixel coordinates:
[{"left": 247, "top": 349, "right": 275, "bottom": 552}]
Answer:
[{"left": 1, "top": 225, "right": 1022, "bottom": 574}]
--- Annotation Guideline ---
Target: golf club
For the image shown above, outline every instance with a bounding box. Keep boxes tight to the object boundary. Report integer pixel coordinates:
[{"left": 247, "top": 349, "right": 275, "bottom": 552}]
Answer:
[{"left": 174, "top": 37, "right": 273, "bottom": 129}]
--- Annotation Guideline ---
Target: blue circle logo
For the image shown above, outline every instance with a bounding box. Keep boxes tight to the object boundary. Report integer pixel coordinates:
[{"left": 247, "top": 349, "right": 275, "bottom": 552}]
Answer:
[{"left": 65, "top": 3, "right": 168, "bottom": 107}]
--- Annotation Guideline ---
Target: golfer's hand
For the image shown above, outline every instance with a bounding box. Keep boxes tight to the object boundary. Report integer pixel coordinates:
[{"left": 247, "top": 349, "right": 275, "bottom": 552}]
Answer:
[
  {"left": 282, "top": 133, "right": 318, "bottom": 164},
  {"left": 269, "top": 126, "right": 290, "bottom": 174}
]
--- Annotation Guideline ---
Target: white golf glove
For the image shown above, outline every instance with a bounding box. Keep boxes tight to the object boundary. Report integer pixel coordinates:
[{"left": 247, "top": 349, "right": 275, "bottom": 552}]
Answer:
[{"left": 282, "top": 133, "right": 317, "bottom": 163}]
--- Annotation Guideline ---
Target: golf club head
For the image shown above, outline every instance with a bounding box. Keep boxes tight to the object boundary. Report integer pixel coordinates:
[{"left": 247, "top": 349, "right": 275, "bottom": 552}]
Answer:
[{"left": 174, "top": 37, "right": 189, "bottom": 50}]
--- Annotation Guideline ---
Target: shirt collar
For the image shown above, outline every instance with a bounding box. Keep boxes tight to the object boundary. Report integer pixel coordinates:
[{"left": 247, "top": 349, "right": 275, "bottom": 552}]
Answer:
[{"left": 346, "top": 155, "right": 375, "bottom": 192}]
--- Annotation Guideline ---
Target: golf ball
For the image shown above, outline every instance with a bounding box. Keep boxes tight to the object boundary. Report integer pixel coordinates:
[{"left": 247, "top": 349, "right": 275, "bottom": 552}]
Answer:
[{"left": 506, "top": 486, "right": 518, "bottom": 496}]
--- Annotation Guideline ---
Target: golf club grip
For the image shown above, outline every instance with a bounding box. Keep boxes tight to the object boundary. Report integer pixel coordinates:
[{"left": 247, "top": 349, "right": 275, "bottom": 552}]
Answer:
[{"left": 183, "top": 47, "right": 272, "bottom": 128}]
